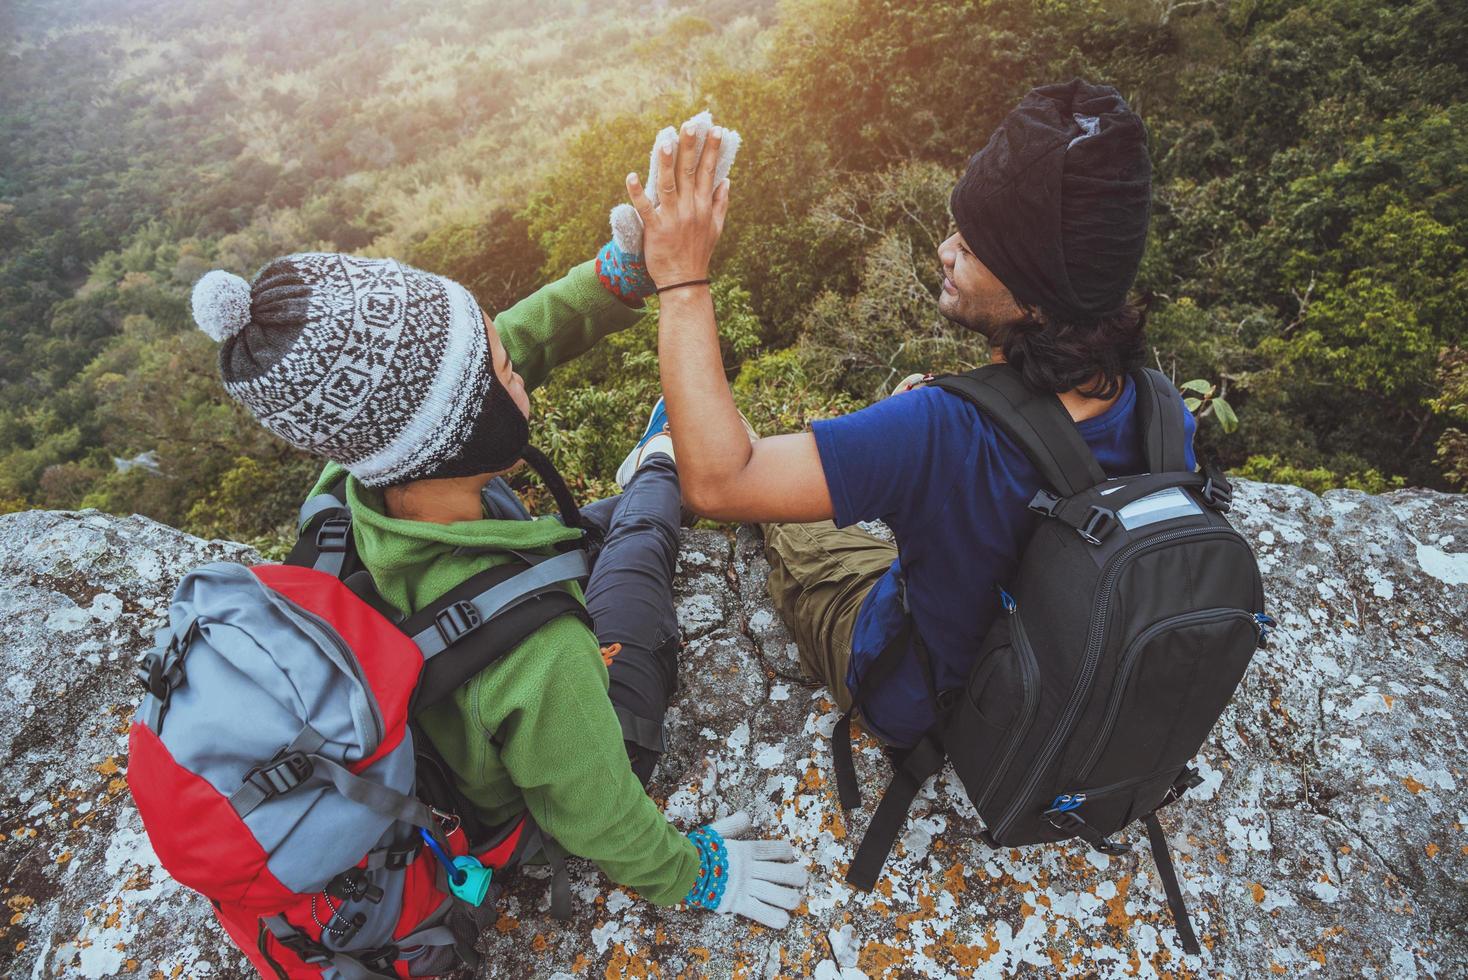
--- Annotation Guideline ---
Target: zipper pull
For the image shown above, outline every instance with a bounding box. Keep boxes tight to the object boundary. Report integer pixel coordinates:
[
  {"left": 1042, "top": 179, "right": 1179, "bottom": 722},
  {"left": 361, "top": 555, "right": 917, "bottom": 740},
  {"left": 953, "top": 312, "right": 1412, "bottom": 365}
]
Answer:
[
  {"left": 1049, "top": 793, "right": 1085, "bottom": 813},
  {"left": 999, "top": 588, "right": 1017, "bottom": 614}
]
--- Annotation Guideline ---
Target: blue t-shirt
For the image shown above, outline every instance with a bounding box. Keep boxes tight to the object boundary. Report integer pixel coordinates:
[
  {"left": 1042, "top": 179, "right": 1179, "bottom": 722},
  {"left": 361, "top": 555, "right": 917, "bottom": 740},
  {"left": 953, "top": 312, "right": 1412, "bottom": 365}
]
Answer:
[{"left": 811, "top": 377, "right": 1196, "bottom": 747}]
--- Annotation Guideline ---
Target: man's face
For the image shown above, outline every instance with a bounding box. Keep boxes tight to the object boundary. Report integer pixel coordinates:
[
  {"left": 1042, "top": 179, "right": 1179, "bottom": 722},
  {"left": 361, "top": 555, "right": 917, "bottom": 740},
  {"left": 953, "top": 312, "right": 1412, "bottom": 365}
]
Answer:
[{"left": 937, "top": 230, "right": 1025, "bottom": 338}]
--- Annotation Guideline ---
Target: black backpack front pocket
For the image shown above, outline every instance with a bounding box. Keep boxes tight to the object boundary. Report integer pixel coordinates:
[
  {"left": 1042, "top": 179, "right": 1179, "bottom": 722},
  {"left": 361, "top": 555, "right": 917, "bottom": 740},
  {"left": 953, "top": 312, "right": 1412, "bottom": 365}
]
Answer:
[
  {"left": 945, "top": 615, "right": 1039, "bottom": 813},
  {"left": 1073, "top": 608, "right": 1259, "bottom": 791}
]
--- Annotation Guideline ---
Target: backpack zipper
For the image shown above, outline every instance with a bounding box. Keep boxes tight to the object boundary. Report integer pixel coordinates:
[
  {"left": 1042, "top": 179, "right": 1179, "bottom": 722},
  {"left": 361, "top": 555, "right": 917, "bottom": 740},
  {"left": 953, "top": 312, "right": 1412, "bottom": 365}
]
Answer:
[
  {"left": 1051, "top": 764, "right": 1184, "bottom": 810},
  {"left": 973, "top": 594, "right": 1040, "bottom": 811},
  {"left": 1075, "top": 607, "right": 1256, "bottom": 781},
  {"left": 989, "top": 526, "right": 1254, "bottom": 843},
  {"left": 280, "top": 598, "right": 386, "bottom": 755}
]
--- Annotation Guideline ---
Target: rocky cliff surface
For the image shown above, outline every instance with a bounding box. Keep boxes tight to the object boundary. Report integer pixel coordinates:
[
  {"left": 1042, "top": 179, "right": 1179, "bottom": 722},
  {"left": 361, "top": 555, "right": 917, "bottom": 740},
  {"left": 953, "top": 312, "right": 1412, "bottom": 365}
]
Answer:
[{"left": 1, "top": 480, "right": 1465, "bottom": 978}]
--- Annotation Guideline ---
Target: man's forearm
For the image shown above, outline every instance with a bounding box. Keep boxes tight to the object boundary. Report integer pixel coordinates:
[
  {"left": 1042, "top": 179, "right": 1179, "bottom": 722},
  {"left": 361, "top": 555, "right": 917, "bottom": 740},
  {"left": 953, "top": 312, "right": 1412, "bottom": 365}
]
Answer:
[{"left": 657, "top": 286, "right": 751, "bottom": 510}]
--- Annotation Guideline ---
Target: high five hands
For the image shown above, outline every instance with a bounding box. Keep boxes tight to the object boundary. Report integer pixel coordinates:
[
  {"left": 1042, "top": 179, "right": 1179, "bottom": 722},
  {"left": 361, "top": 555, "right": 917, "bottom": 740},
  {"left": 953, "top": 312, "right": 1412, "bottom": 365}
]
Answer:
[{"left": 625, "top": 120, "right": 732, "bottom": 290}]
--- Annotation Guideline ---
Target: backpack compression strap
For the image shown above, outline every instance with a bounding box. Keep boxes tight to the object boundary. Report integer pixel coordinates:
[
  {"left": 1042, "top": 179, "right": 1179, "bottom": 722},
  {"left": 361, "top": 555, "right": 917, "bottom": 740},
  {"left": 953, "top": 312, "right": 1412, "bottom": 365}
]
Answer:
[{"left": 928, "top": 364, "right": 1106, "bottom": 496}]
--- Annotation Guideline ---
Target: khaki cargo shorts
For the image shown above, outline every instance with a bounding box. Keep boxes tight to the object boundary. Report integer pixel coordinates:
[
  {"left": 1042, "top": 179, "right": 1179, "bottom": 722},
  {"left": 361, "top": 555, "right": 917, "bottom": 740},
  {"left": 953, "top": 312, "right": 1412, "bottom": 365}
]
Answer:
[{"left": 761, "top": 520, "right": 897, "bottom": 713}]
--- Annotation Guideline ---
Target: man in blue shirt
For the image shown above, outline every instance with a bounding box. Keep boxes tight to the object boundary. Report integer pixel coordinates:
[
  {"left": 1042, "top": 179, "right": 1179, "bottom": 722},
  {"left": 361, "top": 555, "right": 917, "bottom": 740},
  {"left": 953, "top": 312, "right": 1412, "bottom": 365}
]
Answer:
[{"left": 622, "top": 79, "right": 1193, "bottom": 749}]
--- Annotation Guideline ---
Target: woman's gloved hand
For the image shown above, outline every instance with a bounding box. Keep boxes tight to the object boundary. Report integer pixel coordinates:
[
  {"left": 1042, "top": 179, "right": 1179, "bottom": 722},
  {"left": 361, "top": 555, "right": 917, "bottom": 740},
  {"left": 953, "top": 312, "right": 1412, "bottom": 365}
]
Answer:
[
  {"left": 602, "top": 109, "right": 741, "bottom": 294},
  {"left": 684, "top": 811, "right": 807, "bottom": 929}
]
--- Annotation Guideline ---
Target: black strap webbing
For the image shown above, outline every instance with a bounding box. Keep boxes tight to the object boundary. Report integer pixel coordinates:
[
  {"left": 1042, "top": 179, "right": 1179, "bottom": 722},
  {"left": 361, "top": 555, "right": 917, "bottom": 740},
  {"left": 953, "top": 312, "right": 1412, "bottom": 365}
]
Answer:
[
  {"left": 833, "top": 618, "right": 916, "bottom": 811},
  {"left": 845, "top": 736, "right": 945, "bottom": 891},
  {"left": 1144, "top": 812, "right": 1201, "bottom": 955},
  {"left": 1130, "top": 368, "right": 1191, "bottom": 475},
  {"left": 929, "top": 364, "right": 1107, "bottom": 496}
]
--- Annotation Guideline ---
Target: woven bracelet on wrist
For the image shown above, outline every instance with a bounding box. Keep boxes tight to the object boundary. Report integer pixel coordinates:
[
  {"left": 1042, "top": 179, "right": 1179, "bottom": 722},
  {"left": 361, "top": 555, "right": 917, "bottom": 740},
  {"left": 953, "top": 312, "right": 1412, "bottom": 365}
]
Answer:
[
  {"left": 655, "top": 278, "right": 711, "bottom": 295},
  {"left": 683, "top": 825, "right": 729, "bottom": 910}
]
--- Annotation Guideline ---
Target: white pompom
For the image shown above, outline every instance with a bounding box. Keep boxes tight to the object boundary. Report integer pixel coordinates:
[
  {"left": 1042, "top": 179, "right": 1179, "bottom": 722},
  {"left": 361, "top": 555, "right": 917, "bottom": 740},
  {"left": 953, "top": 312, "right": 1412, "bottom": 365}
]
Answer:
[{"left": 191, "top": 270, "right": 252, "bottom": 342}]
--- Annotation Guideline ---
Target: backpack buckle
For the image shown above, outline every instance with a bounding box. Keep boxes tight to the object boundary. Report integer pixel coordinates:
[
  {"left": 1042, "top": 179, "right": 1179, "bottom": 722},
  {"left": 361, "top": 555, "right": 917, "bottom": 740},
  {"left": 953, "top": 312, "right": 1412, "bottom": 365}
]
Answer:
[
  {"left": 1201, "top": 471, "right": 1232, "bottom": 512},
  {"left": 358, "top": 945, "right": 400, "bottom": 972},
  {"left": 327, "top": 867, "right": 384, "bottom": 904},
  {"left": 1028, "top": 490, "right": 1061, "bottom": 516},
  {"left": 134, "top": 621, "right": 199, "bottom": 726},
  {"left": 1077, "top": 506, "right": 1118, "bottom": 545},
  {"left": 135, "top": 645, "right": 186, "bottom": 702},
  {"left": 275, "top": 927, "right": 333, "bottom": 964},
  {"left": 316, "top": 516, "right": 352, "bottom": 552},
  {"left": 434, "top": 600, "right": 483, "bottom": 647},
  {"left": 244, "top": 749, "right": 314, "bottom": 799}
]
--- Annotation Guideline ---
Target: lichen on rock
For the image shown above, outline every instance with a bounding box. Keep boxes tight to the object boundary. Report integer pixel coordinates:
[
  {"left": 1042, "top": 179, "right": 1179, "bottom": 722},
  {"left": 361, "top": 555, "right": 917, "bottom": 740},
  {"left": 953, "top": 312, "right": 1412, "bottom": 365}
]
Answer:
[{"left": 1, "top": 480, "right": 1464, "bottom": 978}]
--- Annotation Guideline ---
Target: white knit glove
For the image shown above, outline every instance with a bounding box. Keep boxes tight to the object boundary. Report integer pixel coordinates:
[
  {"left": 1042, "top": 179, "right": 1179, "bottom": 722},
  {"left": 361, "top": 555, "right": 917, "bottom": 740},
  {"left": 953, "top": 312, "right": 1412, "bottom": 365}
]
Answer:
[
  {"left": 609, "top": 110, "right": 742, "bottom": 255},
  {"left": 702, "top": 811, "right": 807, "bottom": 930}
]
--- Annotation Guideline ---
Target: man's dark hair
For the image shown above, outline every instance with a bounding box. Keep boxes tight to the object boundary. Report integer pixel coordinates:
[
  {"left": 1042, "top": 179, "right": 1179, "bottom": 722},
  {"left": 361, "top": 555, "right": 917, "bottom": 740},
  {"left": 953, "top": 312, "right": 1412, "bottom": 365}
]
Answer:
[{"left": 991, "top": 299, "right": 1147, "bottom": 400}]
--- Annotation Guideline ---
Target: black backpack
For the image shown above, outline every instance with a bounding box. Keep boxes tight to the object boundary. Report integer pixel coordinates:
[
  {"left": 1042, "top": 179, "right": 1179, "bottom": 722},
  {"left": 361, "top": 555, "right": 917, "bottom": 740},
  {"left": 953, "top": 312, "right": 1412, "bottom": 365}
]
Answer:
[{"left": 832, "top": 364, "right": 1271, "bottom": 954}]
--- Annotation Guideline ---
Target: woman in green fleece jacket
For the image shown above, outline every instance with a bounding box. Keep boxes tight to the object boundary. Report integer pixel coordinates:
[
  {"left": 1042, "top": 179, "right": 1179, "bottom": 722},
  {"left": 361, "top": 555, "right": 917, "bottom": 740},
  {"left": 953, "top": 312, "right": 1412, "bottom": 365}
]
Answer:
[{"left": 188, "top": 234, "right": 806, "bottom": 928}]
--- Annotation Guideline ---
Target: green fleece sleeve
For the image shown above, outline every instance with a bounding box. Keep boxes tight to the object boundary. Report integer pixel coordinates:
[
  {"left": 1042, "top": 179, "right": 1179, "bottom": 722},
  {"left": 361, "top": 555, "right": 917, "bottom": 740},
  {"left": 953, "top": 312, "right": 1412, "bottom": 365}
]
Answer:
[
  {"left": 471, "top": 617, "right": 701, "bottom": 906},
  {"left": 493, "top": 260, "right": 647, "bottom": 393}
]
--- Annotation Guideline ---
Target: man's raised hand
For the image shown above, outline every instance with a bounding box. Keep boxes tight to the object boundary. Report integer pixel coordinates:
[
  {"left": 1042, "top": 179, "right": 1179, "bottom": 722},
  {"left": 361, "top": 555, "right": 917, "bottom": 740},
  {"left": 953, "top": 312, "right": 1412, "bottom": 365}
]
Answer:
[{"left": 627, "top": 121, "right": 731, "bottom": 289}]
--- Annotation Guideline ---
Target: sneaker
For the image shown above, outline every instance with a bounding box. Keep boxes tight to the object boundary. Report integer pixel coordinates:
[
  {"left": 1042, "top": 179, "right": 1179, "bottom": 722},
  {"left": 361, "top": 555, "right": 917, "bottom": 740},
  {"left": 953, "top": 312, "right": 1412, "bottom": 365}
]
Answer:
[{"left": 616, "top": 397, "right": 674, "bottom": 490}]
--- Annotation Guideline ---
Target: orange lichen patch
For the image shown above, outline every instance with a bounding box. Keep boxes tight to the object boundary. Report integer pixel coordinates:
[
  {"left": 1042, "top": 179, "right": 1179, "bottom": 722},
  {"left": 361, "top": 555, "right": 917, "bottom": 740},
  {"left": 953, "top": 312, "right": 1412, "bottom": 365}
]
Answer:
[
  {"left": 895, "top": 892, "right": 937, "bottom": 931},
  {"left": 858, "top": 941, "right": 909, "bottom": 975},
  {"left": 605, "top": 941, "right": 662, "bottom": 979},
  {"left": 1104, "top": 875, "right": 1133, "bottom": 929},
  {"left": 124, "top": 960, "right": 139, "bottom": 972},
  {"left": 942, "top": 862, "right": 967, "bottom": 896},
  {"left": 796, "top": 764, "right": 827, "bottom": 794},
  {"left": 1382, "top": 694, "right": 1394, "bottom": 709},
  {"left": 56, "top": 851, "right": 71, "bottom": 864},
  {"left": 875, "top": 878, "right": 894, "bottom": 899},
  {"left": 1270, "top": 964, "right": 1287, "bottom": 974},
  {"left": 1308, "top": 944, "right": 1327, "bottom": 966},
  {"left": 531, "top": 933, "right": 548, "bottom": 952},
  {"left": 1339, "top": 845, "right": 1352, "bottom": 854},
  {"left": 949, "top": 927, "right": 1003, "bottom": 969},
  {"left": 1250, "top": 882, "right": 1266, "bottom": 904},
  {"left": 1425, "top": 843, "right": 1439, "bottom": 858},
  {"left": 1403, "top": 776, "right": 1426, "bottom": 794},
  {"left": 494, "top": 913, "right": 519, "bottom": 933},
  {"left": 820, "top": 808, "right": 847, "bottom": 841},
  {"left": 687, "top": 947, "right": 711, "bottom": 962},
  {"left": 1216, "top": 852, "right": 1229, "bottom": 864},
  {"left": 571, "top": 954, "right": 591, "bottom": 974}
]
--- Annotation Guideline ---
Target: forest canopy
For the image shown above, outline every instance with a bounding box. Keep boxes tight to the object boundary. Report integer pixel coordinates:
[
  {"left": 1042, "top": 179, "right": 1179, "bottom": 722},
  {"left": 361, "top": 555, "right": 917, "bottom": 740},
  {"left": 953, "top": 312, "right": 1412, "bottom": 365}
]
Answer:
[{"left": 0, "top": 0, "right": 1464, "bottom": 552}]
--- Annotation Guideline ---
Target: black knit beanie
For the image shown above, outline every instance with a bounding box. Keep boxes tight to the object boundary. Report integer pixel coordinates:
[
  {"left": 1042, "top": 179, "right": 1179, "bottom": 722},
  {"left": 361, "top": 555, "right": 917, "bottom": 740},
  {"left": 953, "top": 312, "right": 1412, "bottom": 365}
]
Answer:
[{"left": 950, "top": 78, "right": 1152, "bottom": 321}]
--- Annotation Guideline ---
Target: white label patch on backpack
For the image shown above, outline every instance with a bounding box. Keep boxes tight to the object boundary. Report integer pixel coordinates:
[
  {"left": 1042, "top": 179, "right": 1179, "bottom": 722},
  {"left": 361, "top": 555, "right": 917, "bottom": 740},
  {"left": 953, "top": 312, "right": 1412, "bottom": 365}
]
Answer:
[{"left": 1105, "top": 487, "right": 1204, "bottom": 530}]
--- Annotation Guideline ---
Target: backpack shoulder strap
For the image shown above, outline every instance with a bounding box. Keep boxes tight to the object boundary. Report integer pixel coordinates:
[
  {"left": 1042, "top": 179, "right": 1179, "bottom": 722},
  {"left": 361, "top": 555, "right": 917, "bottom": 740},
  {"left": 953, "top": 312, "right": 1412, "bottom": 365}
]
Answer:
[
  {"left": 928, "top": 364, "right": 1106, "bottom": 496},
  {"left": 1130, "top": 368, "right": 1191, "bottom": 474},
  {"left": 287, "top": 474, "right": 356, "bottom": 577},
  {"left": 404, "top": 549, "right": 593, "bottom": 713}
]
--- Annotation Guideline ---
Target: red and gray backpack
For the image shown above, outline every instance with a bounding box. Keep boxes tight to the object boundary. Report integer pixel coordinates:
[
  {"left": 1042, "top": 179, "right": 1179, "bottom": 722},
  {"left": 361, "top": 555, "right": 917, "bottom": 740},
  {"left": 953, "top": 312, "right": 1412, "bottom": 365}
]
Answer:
[{"left": 127, "top": 477, "right": 589, "bottom": 978}]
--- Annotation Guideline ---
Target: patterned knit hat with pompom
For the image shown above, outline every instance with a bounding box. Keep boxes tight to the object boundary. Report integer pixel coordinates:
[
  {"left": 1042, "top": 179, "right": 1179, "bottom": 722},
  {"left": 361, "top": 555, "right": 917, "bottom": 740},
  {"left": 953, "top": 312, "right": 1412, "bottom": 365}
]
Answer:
[{"left": 191, "top": 253, "right": 529, "bottom": 487}]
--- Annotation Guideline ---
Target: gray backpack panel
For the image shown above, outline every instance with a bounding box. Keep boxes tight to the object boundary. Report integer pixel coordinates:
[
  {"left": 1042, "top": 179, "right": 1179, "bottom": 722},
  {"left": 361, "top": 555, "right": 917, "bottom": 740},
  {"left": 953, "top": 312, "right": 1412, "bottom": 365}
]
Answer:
[{"left": 143, "top": 562, "right": 412, "bottom": 893}]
